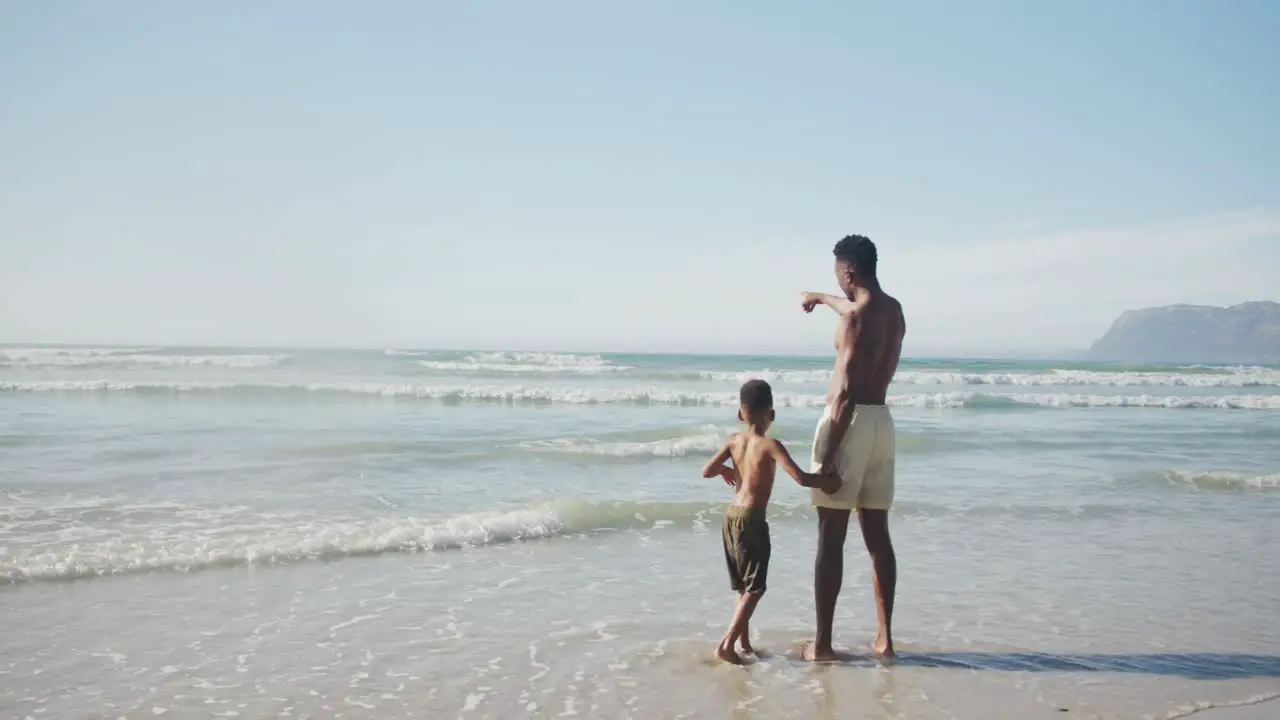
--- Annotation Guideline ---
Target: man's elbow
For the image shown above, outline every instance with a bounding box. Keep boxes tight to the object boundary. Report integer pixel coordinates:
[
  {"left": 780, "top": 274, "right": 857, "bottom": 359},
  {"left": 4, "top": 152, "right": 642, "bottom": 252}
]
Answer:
[{"left": 830, "top": 389, "right": 851, "bottom": 412}]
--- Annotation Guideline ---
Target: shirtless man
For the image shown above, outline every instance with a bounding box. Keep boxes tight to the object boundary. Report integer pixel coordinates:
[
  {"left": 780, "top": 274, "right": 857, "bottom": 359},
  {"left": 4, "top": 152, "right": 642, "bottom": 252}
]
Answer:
[{"left": 799, "top": 233, "right": 905, "bottom": 661}]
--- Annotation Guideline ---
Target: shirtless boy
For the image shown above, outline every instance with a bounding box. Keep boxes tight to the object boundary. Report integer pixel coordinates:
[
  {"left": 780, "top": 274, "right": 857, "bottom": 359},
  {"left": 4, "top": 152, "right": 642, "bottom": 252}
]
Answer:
[{"left": 702, "top": 379, "right": 842, "bottom": 665}]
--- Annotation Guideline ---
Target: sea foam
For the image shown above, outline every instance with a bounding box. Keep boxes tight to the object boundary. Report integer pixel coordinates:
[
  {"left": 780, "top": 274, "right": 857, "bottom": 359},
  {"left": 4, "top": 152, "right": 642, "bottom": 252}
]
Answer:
[
  {"left": 418, "top": 351, "right": 632, "bottom": 374},
  {"left": 1159, "top": 470, "right": 1280, "bottom": 491},
  {"left": 517, "top": 426, "right": 736, "bottom": 458},
  {"left": 3, "top": 380, "right": 1278, "bottom": 409},
  {"left": 699, "top": 367, "right": 1280, "bottom": 388},
  {"left": 1, "top": 495, "right": 1185, "bottom": 584},
  {"left": 0, "top": 348, "right": 287, "bottom": 369},
  {"left": 0, "top": 503, "right": 567, "bottom": 584}
]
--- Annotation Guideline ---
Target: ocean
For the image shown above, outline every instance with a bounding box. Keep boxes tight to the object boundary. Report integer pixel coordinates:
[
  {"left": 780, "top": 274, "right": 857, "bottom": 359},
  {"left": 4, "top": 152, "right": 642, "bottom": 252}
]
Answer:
[{"left": 2, "top": 346, "right": 1278, "bottom": 719}]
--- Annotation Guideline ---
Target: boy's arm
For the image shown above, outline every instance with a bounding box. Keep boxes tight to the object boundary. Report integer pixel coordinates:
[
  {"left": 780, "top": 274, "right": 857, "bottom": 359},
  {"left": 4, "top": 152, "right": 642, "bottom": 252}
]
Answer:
[
  {"left": 769, "top": 439, "right": 842, "bottom": 494},
  {"left": 801, "top": 291, "right": 857, "bottom": 316},
  {"left": 702, "top": 440, "right": 739, "bottom": 487}
]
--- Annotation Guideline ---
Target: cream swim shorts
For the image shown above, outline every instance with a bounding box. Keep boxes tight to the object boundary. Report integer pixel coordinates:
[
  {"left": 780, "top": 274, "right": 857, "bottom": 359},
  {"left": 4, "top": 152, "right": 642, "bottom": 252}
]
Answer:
[{"left": 810, "top": 404, "right": 896, "bottom": 510}]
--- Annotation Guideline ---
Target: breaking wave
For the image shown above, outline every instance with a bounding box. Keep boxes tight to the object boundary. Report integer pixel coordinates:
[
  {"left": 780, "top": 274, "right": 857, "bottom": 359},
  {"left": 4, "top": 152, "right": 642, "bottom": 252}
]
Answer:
[
  {"left": 3, "top": 380, "right": 1278, "bottom": 409},
  {"left": 0, "top": 497, "right": 1170, "bottom": 585},
  {"left": 0, "top": 497, "right": 746, "bottom": 584},
  {"left": 698, "top": 367, "right": 1280, "bottom": 388},
  {"left": 1155, "top": 470, "right": 1280, "bottom": 491},
  {"left": 418, "top": 351, "right": 632, "bottom": 374},
  {"left": 1, "top": 503, "right": 568, "bottom": 584},
  {"left": 0, "top": 348, "right": 287, "bottom": 369},
  {"left": 518, "top": 426, "right": 735, "bottom": 458}
]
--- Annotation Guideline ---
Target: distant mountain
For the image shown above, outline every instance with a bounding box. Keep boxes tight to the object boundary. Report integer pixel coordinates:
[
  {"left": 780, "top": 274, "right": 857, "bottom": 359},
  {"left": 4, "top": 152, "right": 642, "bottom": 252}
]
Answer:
[{"left": 1087, "top": 301, "right": 1280, "bottom": 364}]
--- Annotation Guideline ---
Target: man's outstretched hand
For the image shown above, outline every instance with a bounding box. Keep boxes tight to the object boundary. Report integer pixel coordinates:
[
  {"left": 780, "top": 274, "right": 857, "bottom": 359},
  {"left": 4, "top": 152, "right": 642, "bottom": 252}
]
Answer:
[{"left": 801, "top": 291, "right": 823, "bottom": 313}]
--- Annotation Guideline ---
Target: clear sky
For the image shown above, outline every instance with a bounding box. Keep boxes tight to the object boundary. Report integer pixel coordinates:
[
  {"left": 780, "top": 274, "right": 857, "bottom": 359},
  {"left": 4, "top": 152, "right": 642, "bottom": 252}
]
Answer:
[{"left": 2, "top": 1, "right": 1277, "bottom": 356}]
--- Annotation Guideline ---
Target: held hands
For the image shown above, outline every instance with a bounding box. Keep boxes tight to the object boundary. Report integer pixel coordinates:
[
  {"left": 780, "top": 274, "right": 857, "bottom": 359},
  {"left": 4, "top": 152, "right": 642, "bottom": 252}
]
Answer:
[{"left": 816, "top": 472, "right": 842, "bottom": 495}]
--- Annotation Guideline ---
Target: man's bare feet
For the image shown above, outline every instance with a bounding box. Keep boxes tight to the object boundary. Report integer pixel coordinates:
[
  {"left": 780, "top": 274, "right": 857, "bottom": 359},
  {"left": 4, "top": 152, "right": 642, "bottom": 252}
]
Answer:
[
  {"left": 801, "top": 641, "right": 838, "bottom": 663},
  {"left": 738, "top": 638, "right": 755, "bottom": 655},
  {"left": 716, "top": 644, "right": 744, "bottom": 665},
  {"left": 873, "top": 631, "right": 895, "bottom": 659}
]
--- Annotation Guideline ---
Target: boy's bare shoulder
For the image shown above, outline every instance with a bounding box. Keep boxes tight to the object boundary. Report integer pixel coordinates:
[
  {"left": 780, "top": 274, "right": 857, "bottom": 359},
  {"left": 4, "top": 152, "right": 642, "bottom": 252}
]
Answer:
[
  {"left": 745, "top": 436, "right": 787, "bottom": 464},
  {"left": 724, "top": 431, "right": 747, "bottom": 457},
  {"left": 761, "top": 436, "right": 787, "bottom": 452}
]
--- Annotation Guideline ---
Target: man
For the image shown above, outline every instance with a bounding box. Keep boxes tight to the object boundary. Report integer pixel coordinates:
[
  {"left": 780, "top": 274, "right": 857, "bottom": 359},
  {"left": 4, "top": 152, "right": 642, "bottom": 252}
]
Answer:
[{"left": 799, "top": 233, "right": 905, "bottom": 661}]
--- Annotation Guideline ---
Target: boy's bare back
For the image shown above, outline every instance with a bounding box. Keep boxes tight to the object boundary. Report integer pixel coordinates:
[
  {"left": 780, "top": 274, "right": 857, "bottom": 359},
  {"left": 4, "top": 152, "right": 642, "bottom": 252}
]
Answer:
[
  {"left": 725, "top": 433, "right": 782, "bottom": 509},
  {"left": 712, "top": 432, "right": 840, "bottom": 509}
]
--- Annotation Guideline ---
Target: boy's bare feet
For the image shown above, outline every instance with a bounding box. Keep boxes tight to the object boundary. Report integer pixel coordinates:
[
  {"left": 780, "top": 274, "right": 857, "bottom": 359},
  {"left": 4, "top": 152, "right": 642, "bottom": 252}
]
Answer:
[
  {"left": 873, "top": 631, "right": 895, "bottom": 659},
  {"left": 715, "top": 643, "right": 744, "bottom": 665},
  {"left": 801, "top": 641, "right": 838, "bottom": 662}
]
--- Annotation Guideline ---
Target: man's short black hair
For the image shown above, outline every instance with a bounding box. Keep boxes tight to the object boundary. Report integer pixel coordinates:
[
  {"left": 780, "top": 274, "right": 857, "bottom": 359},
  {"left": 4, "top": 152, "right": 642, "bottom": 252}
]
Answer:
[
  {"left": 739, "top": 379, "right": 773, "bottom": 414},
  {"left": 833, "top": 233, "right": 877, "bottom": 278}
]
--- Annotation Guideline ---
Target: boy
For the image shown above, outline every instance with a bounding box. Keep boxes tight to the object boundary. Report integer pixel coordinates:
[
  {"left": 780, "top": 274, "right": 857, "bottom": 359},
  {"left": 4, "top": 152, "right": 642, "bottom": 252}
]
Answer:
[{"left": 702, "top": 379, "right": 842, "bottom": 664}]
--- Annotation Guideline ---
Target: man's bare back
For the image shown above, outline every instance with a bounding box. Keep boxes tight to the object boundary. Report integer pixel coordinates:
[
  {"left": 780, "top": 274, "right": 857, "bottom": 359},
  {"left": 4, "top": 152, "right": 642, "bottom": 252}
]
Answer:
[{"left": 827, "top": 289, "right": 905, "bottom": 407}]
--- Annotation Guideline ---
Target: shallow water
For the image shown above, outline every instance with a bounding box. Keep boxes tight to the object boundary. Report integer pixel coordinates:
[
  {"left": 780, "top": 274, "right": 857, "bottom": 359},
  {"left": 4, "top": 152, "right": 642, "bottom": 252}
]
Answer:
[{"left": 2, "top": 347, "right": 1278, "bottom": 718}]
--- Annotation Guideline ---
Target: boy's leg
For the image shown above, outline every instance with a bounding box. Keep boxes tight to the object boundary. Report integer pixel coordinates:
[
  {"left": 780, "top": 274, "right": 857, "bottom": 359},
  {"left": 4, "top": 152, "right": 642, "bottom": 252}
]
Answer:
[
  {"left": 717, "top": 514, "right": 744, "bottom": 663},
  {"left": 716, "top": 595, "right": 747, "bottom": 665},
  {"left": 737, "top": 592, "right": 754, "bottom": 653},
  {"left": 728, "top": 519, "right": 767, "bottom": 657},
  {"left": 720, "top": 591, "right": 762, "bottom": 656}
]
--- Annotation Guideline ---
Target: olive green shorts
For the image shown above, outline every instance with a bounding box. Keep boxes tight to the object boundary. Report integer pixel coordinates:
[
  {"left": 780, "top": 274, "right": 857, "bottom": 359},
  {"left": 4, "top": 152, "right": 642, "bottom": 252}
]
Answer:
[{"left": 722, "top": 505, "right": 770, "bottom": 595}]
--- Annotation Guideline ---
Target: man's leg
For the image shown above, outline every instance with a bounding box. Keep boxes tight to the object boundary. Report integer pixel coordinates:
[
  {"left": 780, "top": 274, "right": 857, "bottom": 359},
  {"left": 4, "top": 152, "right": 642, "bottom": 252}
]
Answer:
[
  {"left": 804, "top": 507, "right": 851, "bottom": 661},
  {"left": 858, "top": 508, "right": 896, "bottom": 657}
]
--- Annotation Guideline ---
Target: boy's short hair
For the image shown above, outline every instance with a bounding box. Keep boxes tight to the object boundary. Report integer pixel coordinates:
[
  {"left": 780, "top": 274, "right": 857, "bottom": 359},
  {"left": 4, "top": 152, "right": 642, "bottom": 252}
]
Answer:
[{"left": 739, "top": 379, "right": 773, "bottom": 415}]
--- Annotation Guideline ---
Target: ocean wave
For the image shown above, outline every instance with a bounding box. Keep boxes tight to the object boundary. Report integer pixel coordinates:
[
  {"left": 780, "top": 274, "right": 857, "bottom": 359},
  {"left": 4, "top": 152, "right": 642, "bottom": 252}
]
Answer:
[
  {"left": 699, "top": 367, "right": 1280, "bottom": 388},
  {"left": 998, "top": 393, "right": 1280, "bottom": 409},
  {"left": 0, "top": 348, "right": 287, "bottom": 369},
  {"left": 0, "top": 346, "right": 161, "bottom": 357},
  {"left": 514, "top": 427, "right": 956, "bottom": 459},
  {"left": 0, "top": 380, "right": 821, "bottom": 406},
  {"left": 418, "top": 351, "right": 633, "bottom": 374},
  {"left": 896, "top": 368, "right": 1280, "bottom": 389},
  {"left": 0, "top": 497, "right": 1164, "bottom": 584},
  {"left": 3, "top": 380, "right": 1277, "bottom": 409},
  {"left": 1157, "top": 470, "right": 1280, "bottom": 491},
  {"left": 383, "top": 349, "right": 431, "bottom": 357},
  {"left": 517, "top": 426, "right": 737, "bottom": 458},
  {"left": 418, "top": 360, "right": 629, "bottom": 374},
  {"left": 0, "top": 497, "right": 742, "bottom": 584},
  {"left": 0, "top": 503, "right": 567, "bottom": 584},
  {"left": 697, "top": 369, "right": 834, "bottom": 384}
]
